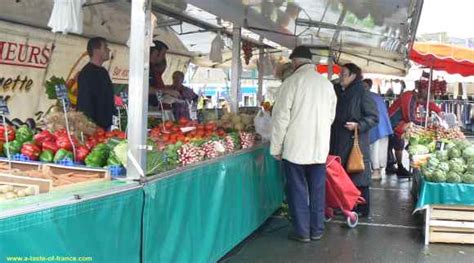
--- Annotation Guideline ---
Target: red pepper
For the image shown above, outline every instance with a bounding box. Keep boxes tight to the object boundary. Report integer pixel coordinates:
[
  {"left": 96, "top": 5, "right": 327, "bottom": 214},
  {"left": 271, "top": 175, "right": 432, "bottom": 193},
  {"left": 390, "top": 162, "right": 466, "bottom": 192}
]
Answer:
[
  {"left": 54, "top": 129, "right": 68, "bottom": 138},
  {"left": 33, "top": 130, "right": 54, "bottom": 146},
  {"left": 21, "top": 143, "right": 41, "bottom": 161},
  {"left": 56, "top": 136, "right": 73, "bottom": 151},
  {"left": 0, "top": 125, "right": 15, "bottom": 142},
  {"left": 86, "top": 137, "right": 98, "bottom": 150},
  {"left": 95, "top": 128, "right": 106, "bottom": 137},
  {"left": 75, "top": 145, "right": 90, "bottom": 162},
  {"left": 42, "top": 140, "right": 59, "bottom": 154}
]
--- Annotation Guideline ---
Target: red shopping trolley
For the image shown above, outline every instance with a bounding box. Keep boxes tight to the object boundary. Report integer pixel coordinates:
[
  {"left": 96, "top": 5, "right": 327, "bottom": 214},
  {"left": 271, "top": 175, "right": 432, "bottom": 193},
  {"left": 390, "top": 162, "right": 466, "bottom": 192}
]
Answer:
[{"left": 325, "top": 155, "right": 365, "bottom": 228}]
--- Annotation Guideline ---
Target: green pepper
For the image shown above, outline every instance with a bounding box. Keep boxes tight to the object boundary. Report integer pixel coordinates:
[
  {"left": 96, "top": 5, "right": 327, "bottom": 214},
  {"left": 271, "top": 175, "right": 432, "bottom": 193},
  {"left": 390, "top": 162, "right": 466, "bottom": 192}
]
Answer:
[
  {"left": 53, "top": 149, "right": 73, "bottom": 162},
  {"left": 92, "top": 143, "right": 109, "bottom": 154},
  {"left": 107, "top": 153, "right": 121, "bottom": 166},
  {"left": 3, "top": 140, "right": 22, "bottom": 157},
  {"left": 15, "top": 125, "right": 34, "bottom": 144},
  {"left": 85, "top": 151, "right": 106, "bottom": 168},
  {"left": 39, "top": 150, "right": 54, "bottom": 163}
]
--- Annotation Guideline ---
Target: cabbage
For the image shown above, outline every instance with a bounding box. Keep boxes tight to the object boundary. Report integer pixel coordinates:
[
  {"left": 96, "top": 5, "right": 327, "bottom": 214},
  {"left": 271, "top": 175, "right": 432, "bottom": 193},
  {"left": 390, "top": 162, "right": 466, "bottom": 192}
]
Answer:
[
  {"left": 436, "top": 150, "right": 449, "bottom": 161},
  {"left": 427, "top": 157, "right": 440, "bottom": 169},
  {"left": 438, "top": 163, "right": 450, "bottom": 173},
  {"left": 446, "top": 172, "right": 462, "bottom": 183},
  {"left": 408, "top": 144, "right": 430, "bottom": 155},
  {"left": 463, "top": 146, "right": 474, "bottom": 161},
  {"left": 444, "top": 143, "right": 456, "bottom": 150},
  {"left": 467, "top": 163, "right": 474, "bottom": 173},
  {"left": 449, "top": 159, "right": 466, "bottom": 174},
  {"left": 455, "top": 140, "right": 471, "bottom": 151},
  {"left": 113, "top": 140, "right": 128, "bottom": 166},
  {"left": 431, "top": 170, "right": 446, "bottom": 183},
  {"left": 462, "top": 173, "right": 474, "bottom": 184},
  {"left": 448, "top": 147, "right": 462, "bottom": 159}
]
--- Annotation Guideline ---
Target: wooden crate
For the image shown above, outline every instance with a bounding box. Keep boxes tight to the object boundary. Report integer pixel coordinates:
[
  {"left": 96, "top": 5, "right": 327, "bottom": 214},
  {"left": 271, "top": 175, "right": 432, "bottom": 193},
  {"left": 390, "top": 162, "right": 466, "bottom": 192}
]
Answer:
[
  {"left": 0, "top": 173, "right": 51, "bottom": 193},
  {"left": 425, "top": 205, "right": 474, "bottom": 245},
  {"left": 0, "top": 159, "right": 41, "bottom": 172},
  {"left": 42, "top": 164, "right": 110, "bottom": 190}
]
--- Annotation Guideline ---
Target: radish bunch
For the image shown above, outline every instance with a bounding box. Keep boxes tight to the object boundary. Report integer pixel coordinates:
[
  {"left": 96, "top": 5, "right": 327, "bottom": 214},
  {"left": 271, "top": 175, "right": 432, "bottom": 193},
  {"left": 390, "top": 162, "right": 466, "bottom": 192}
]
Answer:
[
  {"left": 240, "top": 132, "right": 255, "bottom": 149},
  {"left": 177, "top": 143, "right": 204, "bottom": 166},
  {"left": 224, "top": 135, "right": 235, "bottom": 152}
]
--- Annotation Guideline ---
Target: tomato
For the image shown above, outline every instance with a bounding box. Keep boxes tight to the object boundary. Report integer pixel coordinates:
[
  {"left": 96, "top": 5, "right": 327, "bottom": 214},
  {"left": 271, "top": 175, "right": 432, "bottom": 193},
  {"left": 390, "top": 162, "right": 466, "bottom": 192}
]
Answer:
[
  {"left": 162, "top": 134, "right": 170, "bottom": 141},
  {"left": 164, "top": 121, "right": 174, "bottom": 129},
  {"left": 205, "top": 131, "right": 215, "bottom": 138},
  {"left": 188, "top": 120, "right": 199, "bottom": 127},
  {"left": 205, "top": 122, "right": 216, "bottom": 131},
  {"left": 197, "top": 124, "right": 205, "bottom": 131},
  {"left": 171, "top": 126, "right": 181, "bottom": 133},
  {"left": 217, "top": 129, "right": 226, "bottom": 137},
  {"left": 176, "top": 135, "right": 186, "bottom": 142},
  {"left": 196, "top": 130, "right": 205, "bottom": 138},
  {"left": 170, "top": 134, "right": 178, "bottom": 141},
  {"left": 178, "top": 117, "right": 189, "bottom": 126}
]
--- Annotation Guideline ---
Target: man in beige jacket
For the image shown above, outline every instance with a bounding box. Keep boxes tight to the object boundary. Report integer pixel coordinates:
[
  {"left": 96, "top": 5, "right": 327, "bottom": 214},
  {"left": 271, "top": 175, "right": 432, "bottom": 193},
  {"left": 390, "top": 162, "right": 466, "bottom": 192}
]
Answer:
[{"left": 271, "top": 46, "right": 337, "bottom": 242}]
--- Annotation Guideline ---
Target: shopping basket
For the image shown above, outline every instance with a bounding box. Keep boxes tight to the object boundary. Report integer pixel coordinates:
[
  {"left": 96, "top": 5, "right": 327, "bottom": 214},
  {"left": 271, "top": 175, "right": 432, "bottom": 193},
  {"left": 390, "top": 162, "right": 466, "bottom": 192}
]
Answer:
[{"left": 325, "top": 155, "right": 365, "bottom": 228}]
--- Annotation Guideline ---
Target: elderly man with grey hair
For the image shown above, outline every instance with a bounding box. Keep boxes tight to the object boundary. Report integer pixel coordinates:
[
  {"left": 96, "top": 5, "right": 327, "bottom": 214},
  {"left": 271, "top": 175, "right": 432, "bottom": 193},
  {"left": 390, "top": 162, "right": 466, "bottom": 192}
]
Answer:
[{"left": 271, "top": 46, "right": 337, "bottom": 242}]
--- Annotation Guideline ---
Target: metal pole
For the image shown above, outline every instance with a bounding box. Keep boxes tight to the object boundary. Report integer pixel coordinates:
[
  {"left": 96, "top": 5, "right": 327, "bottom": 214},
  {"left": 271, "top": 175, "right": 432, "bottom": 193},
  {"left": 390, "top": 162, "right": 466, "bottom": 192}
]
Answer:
[
  {"left": 327, "top": 49, "right": 333, "bottom": 80},
  {"left": 424, "top": 66, "right": 433, "bottom": 128},
  {"left": 257, "top": 44, "right": 264, "bottom": 104},
  {"left": 230, "top": 27, "right": 242, "bottom": 113},
  {"left": 127, "top": 0, "right": 151, "bottom": 179}
]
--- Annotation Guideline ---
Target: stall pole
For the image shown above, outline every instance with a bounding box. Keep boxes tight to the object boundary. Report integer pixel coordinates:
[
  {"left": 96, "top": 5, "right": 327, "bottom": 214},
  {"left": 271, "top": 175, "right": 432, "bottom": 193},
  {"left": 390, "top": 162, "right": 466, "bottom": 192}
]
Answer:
[
  {"left": 257, "top": 43, "right": 264, "bottom": 104},
  {"left": 127, "top": 0, "right": 152, "bottom": 179},
  {"left": 327, "top": 49, "right": 333, "bottom": 80},
  {"left": 230, "top": 27, "right": 242, "bottom": 113},
  {"left": 424, "top": 66, "right": 434, "bottom": 128}
]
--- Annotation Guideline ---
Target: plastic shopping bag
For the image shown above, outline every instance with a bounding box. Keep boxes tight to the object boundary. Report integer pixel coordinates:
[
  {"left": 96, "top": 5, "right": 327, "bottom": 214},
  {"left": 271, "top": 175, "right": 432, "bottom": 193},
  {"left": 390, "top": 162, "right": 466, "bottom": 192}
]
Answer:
[{"left": 254, "top": 110, "right": 272, "bottom": 141}]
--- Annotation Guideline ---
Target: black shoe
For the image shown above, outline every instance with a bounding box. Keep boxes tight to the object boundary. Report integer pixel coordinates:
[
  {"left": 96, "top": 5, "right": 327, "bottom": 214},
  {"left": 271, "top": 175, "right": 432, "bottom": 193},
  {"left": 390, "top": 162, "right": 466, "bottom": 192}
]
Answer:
[
  {"left": 288, "top": 232, "right": 310, "bottom": 243},
  {"left": 397, "top": 167, "right": 412, "bottom": 178},
  {"left": 385, "top": 165, "right": 398, "bottom": 175},
  {"left": 311, "top": 233, "right": 324, "bottom": 241}
]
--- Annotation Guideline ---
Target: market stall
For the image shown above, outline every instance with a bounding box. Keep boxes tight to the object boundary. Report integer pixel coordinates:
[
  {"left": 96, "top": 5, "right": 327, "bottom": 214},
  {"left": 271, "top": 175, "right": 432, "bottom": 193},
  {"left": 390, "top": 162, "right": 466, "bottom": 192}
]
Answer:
[
  {"left": 406, "top": 118, "right": 474, "bottom": 245},
  {"left": 0, "top": 0, "right": 424, "bottom": 262},
  {"left": 392, "top": 41, "right": 474, "bottom": 245},
  {"left": 0, "top": 1, "right": 285, "bottom": 262}
]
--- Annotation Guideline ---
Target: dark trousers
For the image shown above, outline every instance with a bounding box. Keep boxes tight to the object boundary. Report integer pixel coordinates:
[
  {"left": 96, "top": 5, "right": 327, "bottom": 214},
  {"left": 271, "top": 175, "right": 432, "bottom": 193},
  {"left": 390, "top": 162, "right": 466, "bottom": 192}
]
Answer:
[
  {"left": 355, "top": 186, "right": 370, "bottom": 216},
  {"left": 283, "top": 159, "right": 326, "bottom": 237}
]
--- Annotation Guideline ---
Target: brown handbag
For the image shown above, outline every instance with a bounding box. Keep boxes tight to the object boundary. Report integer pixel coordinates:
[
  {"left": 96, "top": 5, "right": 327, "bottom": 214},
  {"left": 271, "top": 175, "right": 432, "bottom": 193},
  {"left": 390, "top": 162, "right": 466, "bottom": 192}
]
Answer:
[{"left": 346, "top": 128, "right": 365, "bottom": 174}]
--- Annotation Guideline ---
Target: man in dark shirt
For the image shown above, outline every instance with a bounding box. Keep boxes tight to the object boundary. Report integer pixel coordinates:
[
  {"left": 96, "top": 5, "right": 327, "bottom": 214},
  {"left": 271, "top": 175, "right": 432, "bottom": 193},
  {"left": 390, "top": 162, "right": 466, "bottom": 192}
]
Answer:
[
  {"left": 148, "top": 40, "right": 168, "bottom": 107},
  {"left": 77, "top": 37, "right": 115, "bottom": 129}
]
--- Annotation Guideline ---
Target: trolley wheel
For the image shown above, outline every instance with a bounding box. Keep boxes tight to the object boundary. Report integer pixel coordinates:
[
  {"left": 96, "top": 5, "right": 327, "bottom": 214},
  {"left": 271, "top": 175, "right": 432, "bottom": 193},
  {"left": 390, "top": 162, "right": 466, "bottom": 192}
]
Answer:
[
  {"left": 346, "top": 212, "right": 359, "bottom": 228},
  {"left": 324, "top": 216, "right": 333, "bottom": 223}
]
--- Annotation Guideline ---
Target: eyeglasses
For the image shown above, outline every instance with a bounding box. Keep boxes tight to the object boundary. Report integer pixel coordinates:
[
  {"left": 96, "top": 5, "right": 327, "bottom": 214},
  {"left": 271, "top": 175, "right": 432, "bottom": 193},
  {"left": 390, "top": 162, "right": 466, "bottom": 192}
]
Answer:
[{"left": 340, "top": 72, "right": 351, "bottom": 78}]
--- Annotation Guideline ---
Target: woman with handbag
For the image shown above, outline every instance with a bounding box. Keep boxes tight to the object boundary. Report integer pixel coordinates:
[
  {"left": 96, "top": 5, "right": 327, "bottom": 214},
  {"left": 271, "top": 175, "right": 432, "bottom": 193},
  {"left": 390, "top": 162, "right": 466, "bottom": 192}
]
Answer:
[{"left": 330, "top": 63, "right": 379, "bottom": 217}]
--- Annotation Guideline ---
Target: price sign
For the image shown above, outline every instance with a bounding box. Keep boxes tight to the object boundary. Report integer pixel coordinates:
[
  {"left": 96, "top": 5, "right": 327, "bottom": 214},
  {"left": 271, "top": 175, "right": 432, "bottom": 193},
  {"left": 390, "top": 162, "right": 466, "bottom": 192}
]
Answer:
[
  {"left": 435, "top": 141, "right": 445, "bottom": 151},
  {"left": 120, "top": 91, "right": 128, "bottom": 105},
  {"left": 0, "top": 96, "right": 10, "bottom": 115},
  {"left": 55, "top": 84, "right": 70, "bottom": 107},
  {"left": 156, "top": 91, "right": 163, "bottom": 101}
]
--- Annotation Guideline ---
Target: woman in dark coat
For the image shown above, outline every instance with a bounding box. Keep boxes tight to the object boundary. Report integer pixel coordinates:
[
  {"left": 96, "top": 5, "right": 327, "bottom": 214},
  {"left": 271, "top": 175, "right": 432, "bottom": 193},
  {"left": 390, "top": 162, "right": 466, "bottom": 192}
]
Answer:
[{"left": 330, "top": 63, "right": 379, "bottom": 217}]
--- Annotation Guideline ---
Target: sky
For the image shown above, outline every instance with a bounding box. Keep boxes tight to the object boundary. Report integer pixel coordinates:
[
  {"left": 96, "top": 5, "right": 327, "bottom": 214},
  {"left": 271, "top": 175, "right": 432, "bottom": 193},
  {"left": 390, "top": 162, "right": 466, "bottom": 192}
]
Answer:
[{"left": 416, "top": 0, "right": 474, "bottom": 38}]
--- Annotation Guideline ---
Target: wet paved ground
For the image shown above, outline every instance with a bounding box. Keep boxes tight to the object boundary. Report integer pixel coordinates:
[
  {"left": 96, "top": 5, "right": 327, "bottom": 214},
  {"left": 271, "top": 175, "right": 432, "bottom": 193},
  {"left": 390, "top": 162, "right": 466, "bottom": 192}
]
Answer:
[{"left": 219, "top": 175, "right": 474, "bottom": 263}]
